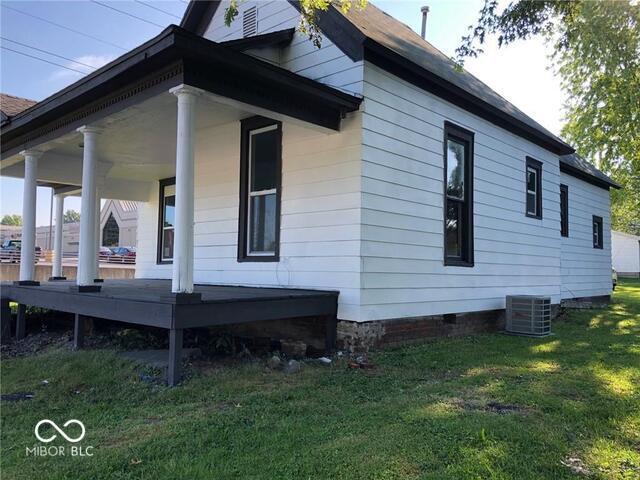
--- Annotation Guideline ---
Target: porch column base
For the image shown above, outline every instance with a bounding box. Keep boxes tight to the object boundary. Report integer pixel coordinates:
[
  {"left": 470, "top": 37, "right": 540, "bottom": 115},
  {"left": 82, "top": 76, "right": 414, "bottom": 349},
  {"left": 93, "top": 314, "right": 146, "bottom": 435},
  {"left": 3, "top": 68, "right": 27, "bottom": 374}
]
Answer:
[
  {"left": 16, "top": 304, "right": 26, "bottom": 340},
  {"left": 167, "top": 328, "right": 184, "bottom": 386},
  {"left": 49, "top": 276, "right": 67, "bottom": 281},
  {"left": 69, "top": 285, "right": 102, "bottom": 293},
  {"left": 13, "top": 280, "right": 40, "bottom": 286}
]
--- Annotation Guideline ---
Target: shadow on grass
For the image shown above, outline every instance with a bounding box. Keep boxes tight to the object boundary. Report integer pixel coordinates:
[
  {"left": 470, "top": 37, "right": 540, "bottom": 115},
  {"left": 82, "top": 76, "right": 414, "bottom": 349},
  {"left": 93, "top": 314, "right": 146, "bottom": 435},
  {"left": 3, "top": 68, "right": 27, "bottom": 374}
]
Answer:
[{"left": 0, "top": 280, "right": 638, "bottom": 479}]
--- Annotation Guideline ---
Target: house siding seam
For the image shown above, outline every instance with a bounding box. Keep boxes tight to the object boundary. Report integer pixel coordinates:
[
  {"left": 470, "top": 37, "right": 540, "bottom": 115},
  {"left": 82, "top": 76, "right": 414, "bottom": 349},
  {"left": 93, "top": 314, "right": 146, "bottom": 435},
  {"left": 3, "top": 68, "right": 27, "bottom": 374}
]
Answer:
[{"left": 560, "top": 172, "right": 612, "bottom": 299}]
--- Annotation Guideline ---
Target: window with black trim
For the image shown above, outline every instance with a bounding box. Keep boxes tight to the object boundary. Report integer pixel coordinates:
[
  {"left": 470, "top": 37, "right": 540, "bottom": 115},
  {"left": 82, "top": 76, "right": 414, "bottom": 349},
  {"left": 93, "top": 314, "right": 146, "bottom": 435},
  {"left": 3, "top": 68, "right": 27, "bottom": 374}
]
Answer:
[
  {"left": 238, "top": 117, "right": 282, "bottom": 262},
  {"left": 593, "top": 215, "right": 603, "bottom": 249},
  {"left": 526, "top": 157, "right": 543, "bottom": 219},
  {"left": 443, "top": 122, "right": 474, "bottom": 267},
  {"left": 560, "top": 184, "right": 569, "bottom": 237},
  {"left": 157, "top": 177, "right": 175, "bottom": 264}
]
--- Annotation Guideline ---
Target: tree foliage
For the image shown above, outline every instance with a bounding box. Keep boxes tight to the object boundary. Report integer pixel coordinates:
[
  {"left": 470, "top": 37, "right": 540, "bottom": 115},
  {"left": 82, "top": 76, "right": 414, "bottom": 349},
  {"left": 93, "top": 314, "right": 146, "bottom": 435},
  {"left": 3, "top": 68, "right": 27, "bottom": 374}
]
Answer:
[
  {"left": 458, "top": 0, "right": 640, "bottom": 234},
  {"left": 0, "top": 214, "right": 22, "bottom": 226},
  {"left": 224, "top": 0, "right": 367, "bottom": 48},
  {"left": 64, "top": 209, "right": 81, "bottom": 224}
]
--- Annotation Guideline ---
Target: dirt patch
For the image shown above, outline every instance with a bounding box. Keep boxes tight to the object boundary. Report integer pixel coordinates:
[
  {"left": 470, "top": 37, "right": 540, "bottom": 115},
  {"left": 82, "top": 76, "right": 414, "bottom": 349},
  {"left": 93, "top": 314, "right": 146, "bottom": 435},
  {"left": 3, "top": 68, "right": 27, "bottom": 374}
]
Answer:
[
  {"left": 561, "top": 456, "right": 592, "bottom": 477},
  {"left": 0, "top": 331, "right": 70, "bottom": 359}
]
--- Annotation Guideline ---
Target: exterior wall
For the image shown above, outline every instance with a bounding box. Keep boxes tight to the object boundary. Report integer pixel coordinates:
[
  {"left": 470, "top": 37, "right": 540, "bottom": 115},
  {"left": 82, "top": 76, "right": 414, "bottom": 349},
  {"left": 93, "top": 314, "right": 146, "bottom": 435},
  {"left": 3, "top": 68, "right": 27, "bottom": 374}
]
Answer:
[
  {"left": 202, "top": 0, "right": 363, "bottom": 96},
  {"left": 135, "top": 114, "right": 363, "bottom": 320},
  {"left": 612, "top": 230, "right": 640, "bottom": 277},
  {"left": 560, "top": 173, "right": 612, "bottom": 299},
  {"left": 358, "top": 62, "right": 563, "bottom": 321}
]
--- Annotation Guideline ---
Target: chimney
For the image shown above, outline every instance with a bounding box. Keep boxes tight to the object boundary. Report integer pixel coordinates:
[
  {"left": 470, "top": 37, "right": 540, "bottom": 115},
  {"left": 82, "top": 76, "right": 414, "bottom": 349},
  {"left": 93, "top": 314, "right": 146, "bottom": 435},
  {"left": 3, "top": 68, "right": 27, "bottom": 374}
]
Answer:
[{"left": 421, "top": 6, "right": 430, "bottom": 39}]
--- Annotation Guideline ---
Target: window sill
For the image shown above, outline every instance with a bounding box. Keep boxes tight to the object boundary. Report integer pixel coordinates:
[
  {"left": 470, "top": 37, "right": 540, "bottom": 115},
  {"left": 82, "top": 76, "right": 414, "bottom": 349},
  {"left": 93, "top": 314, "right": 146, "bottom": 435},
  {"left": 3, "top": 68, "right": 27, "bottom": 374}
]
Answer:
[
  {"left": 526, "top": 212, "right": 543, "bottom": 220},
  {"left": 157, "top": 260, "right": 173, "bottom": 265},
  {"left": 237, "top": 256, "right": 279, "bottom": 263},
  {"left": 444, "top": 258, "right": 474, "bottom": 268}
]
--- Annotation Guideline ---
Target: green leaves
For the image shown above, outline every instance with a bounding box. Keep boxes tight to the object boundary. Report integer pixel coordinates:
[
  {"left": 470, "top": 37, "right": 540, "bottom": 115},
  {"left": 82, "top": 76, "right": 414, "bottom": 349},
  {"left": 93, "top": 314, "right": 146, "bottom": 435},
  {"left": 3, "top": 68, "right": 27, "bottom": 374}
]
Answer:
[{"left": 459, "top": 0, "right": 640, "bottom": 234}]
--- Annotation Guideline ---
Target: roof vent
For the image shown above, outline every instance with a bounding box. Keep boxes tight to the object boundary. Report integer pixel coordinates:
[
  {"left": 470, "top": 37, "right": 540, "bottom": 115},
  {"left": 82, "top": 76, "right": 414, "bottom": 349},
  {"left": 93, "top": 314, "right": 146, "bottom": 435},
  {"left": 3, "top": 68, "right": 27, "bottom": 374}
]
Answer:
[
  {"left": 242, "top": 6, "right": 257, "bottom": 37},
  {"left": 505, "top": 295, "right": 552, "bottom": 337},
  {"left": 420, "top": 6, "right": 430, "bottom": 39}
]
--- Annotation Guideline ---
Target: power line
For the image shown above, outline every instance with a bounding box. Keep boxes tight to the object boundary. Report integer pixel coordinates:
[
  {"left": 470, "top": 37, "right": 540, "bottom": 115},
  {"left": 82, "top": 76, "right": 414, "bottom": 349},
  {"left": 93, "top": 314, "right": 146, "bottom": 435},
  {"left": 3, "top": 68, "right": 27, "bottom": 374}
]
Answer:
[
  {"left": 90, "top": 1, "right": 165, "bottom": 28},
  {"left": 1, "top": 37, "right": 97, "bottom": 70},
  {"left": 134, "top": 1, "right": 181, "bottom": 20},
  {"left": 1, "top": 4, "right": 127, "bottom": 51},
  {"left": 1, "top": 46, "right": 89, "bottom": 75}
]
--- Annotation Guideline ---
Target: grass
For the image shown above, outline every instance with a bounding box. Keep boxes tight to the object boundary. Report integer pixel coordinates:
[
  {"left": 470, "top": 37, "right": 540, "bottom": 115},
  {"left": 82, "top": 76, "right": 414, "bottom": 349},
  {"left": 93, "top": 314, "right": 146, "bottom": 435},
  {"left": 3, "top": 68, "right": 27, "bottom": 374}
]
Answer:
[{"left": 1, "top": 279, "right": 639, "bottom": 479}]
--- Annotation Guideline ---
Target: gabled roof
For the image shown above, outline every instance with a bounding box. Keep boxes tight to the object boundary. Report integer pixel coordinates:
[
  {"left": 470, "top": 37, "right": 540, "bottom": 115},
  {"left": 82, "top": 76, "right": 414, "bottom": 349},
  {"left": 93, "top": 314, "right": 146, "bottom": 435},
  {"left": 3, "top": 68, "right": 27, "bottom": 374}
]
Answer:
[{"left": 181, "top": 1, "right": 620, "bottom": 191}]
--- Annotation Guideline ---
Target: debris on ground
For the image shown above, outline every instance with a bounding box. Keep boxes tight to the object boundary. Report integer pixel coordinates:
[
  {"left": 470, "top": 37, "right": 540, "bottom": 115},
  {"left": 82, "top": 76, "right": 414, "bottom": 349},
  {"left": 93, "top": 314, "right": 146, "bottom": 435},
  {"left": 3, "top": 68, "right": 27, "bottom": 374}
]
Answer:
[
  {"left": 561, "top": 457, "right": 592, "bottom": 477},
  {"left": 1, "top": 392, "right": 34, "bottom": 402},
  {"left": 348, "top": 355, "right": 374, "bottom": 369},
  {"left": 486, "top": 402, "right": 525, "bottom": 414},
  {"left": 280, "top": 339, "right": 307, "bottom": 359},
  {"left": 267, "top": 355, "right": 282, "bottom": 370},
  {"left": 283, "top": 359, "right": 302, "bottom": 374},
  {"left": 316, "top": 356, "right": 332, "bottom": 365}
]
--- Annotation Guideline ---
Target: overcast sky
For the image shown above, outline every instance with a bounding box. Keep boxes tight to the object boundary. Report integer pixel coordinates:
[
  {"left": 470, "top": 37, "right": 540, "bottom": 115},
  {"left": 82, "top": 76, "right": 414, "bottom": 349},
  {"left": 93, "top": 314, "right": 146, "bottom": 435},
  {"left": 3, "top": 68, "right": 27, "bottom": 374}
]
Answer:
[{"left": 0, "top": 0, "right": 565, "bottom": 226}]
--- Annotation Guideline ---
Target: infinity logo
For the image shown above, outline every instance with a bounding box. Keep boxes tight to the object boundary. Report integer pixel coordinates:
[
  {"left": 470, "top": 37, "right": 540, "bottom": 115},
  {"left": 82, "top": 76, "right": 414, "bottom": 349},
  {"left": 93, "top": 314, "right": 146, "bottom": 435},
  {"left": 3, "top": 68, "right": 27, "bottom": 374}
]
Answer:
[{"left": 34, "top": 419, "right": 86, "bottom": 443}]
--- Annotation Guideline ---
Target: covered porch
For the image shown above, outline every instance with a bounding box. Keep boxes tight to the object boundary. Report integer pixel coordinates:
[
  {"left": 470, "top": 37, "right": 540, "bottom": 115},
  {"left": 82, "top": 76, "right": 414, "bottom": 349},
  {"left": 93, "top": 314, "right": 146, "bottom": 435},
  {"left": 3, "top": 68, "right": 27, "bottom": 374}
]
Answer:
[{"left": 0, "top": 25, "right": 360, "bottom": 384}]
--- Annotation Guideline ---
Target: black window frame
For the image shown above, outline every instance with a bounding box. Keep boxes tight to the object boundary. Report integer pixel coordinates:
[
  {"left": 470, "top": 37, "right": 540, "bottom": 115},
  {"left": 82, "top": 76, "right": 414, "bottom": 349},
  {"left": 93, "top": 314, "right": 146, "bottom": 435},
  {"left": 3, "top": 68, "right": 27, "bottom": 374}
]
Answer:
[
  {"left": 525, "top": 157, "right": 543, "bottom": 219},
  {"left": 560, "top": 184, "right": 569, "bottom": 237},
  {"left": 156, "top": 176, "right": 176, "bottom": 265},
  {"left": 443, "top": 121, "right": 474, "bottom": 267},
  {"left": 593, "top": 215, "right": 603, "bottom": 249},
  {"left": 237, "top": 116, "right": 282, "bottom": 263}
]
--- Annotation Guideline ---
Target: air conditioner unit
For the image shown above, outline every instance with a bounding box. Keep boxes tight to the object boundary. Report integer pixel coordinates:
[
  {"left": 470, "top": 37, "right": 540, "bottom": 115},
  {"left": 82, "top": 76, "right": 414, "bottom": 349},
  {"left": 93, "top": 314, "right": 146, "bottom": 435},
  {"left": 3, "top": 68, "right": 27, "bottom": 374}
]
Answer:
[{"left": 505, "top": 295, "right": 551, "bottom": 337}]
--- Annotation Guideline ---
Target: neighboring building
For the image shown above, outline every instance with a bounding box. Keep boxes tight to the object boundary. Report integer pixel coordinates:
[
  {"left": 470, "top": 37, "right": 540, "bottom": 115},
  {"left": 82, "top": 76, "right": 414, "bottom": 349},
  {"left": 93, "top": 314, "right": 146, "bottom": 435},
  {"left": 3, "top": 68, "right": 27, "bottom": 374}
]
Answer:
[
  {"left": 1, "top": 200, "right": 137, "bottom": 254},
  {"left": 99, "top": 200, "right": 138, "bottom": 248},
  {"left": 612, "top": 230, "right": 640, "bottom": 278},
  {"left": 0, "top": 93, "right": 37, "bottom": 126},
  {"left": 0, "top": 1, "right": 620, "bottom": 347}
]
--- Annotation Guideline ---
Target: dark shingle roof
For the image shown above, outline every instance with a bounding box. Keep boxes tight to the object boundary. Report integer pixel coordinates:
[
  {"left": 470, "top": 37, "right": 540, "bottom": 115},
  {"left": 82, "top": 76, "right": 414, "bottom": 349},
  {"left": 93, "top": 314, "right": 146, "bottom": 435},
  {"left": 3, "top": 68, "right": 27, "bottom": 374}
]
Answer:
[{"left": 559, "top": 154, "right": 621, "bottom": 189}]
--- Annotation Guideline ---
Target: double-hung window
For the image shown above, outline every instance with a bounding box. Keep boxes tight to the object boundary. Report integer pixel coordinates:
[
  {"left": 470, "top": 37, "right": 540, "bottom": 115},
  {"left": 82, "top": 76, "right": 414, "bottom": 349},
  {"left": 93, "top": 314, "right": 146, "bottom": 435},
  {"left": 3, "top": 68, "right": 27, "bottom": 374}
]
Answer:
[
  {"left": 238, "top": 117, "right": 282, "bottom": 262},
  {"left": 593, "top": 215, "right": 603, "bottom": 249},
  {"left": 526, "top": 157, "right": 543, "bottom": 219},
  {"left": 560, "top": 184, "right": 569, "bottom": 237},
  {"left": 443, "top": 122, "right": 474, "bottom": 267},
  {"left": 157, "top": 178, "right": 175, "bottom": 263}
]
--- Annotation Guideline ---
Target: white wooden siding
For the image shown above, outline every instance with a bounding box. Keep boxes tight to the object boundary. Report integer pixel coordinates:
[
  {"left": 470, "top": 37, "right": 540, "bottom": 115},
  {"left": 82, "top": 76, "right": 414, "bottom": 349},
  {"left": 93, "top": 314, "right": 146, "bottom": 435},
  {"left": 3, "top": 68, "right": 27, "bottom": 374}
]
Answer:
[
  {"left": 359, "top": 62, "right": 563, "bottom": 321},
  {"left": 135, "top": 114, "right": 363, "bottom": 320},
  {"left": 560, "top": 173, "right": 612, "bottom": 299},
  {"left": 202, "top": 0, "right": 363, "bottom": 95},
  {"left": 612, "top": 231, "right": 640, "bottom": 275}
]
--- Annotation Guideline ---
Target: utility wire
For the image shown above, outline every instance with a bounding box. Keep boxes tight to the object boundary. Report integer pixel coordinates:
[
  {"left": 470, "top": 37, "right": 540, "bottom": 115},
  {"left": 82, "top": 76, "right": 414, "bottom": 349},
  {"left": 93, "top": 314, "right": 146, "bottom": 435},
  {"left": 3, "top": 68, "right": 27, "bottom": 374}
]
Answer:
[
  {"left": 1, "top": 4, "right": 127, "bottom": 51},
  {"left": 134, "top": 1, "right": 181, "bottom": 20},
  {"left": 0, "top": 37, "right": 97, "bottom": 70},
  {"left": 90, "top": 1, "right": 165, "bottom": 28},
  {"left": 1, "top": 46, "right": 89, "bottom": 75}
]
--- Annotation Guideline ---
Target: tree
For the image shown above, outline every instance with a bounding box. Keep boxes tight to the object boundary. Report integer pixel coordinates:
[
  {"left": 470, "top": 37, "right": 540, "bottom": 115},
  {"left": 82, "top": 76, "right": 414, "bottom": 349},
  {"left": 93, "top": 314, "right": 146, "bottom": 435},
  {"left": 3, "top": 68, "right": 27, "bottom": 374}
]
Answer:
[
  {"left": 457, "top": 0, "right": 640, "bottom": 234},
  {"left": 0, "top": 214, "right": 22, "bottom": 226},
  {"left": 224, "top": 0, "right": 367, "bottom": 48},
  {"left": 64, "top": 209, "right": 81, "bottom": 224}
]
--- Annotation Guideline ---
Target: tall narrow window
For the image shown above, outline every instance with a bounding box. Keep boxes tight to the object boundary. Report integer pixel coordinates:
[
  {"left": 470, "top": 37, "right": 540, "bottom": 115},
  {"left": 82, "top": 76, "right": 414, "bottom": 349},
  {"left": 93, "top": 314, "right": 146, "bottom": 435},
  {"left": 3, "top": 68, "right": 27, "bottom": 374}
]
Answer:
[
  {"left": 102, "top": 213, "right": 120, "bottom": 247},
  {"left": 157, "top": 178, "right": 175, "bottom": 263},
  {"left": 526, "top": 157, "right": 543, "bottom": 219},
  {"left": 560, "top": 184, "right": 569, "bottom": 237},
  {"left": 593, "top": 215, "right": 603, "bottom": 249},
  {"left": 238, "top": 117, "right": 281, "bottom": 262},
  {"left": 443, "top": 122, "right": 474, "bottom": 267}
]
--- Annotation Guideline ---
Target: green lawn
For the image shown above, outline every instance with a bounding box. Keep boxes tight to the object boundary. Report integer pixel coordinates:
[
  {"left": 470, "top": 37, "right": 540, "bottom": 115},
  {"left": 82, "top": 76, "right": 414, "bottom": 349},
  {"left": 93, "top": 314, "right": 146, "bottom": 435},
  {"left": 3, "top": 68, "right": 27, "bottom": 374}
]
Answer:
[{"left": 1, "top": 280, "right": 639, "bottom": 479}]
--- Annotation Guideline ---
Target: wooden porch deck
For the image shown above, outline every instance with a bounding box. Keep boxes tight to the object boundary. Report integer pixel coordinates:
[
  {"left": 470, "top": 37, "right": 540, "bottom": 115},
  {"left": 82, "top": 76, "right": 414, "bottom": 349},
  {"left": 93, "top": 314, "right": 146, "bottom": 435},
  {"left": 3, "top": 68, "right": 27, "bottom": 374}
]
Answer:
[{"left": 0, "top": 279, "right": 338, "bottom": 385}]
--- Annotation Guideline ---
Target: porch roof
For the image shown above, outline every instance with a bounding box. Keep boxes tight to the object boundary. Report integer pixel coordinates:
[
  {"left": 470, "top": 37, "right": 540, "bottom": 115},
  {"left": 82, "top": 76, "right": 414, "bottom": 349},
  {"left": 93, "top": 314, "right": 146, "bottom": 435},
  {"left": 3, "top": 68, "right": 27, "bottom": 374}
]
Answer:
[{"left": 0, "top": 24, "right": 362, "bottom": 159}]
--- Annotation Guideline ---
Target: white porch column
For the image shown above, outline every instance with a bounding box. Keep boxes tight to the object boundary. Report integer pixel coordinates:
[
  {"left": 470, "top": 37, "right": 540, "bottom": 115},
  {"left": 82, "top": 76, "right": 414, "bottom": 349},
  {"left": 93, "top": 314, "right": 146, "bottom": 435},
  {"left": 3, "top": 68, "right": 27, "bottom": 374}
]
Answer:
[
  {"left": 94, "top": 194, "right": 101, "bottom": 280},
  {"left": 51, "top": 194, "right": 65, "bottom": 278},
  {"left": 169, "top": 85, "right": 200, "bottom": 294},
  {"left": 18, "top": 150, "right": 41, "bottom": 282},
  {"left": 76, "top": 126, "right": 101, "bottom": 287}
]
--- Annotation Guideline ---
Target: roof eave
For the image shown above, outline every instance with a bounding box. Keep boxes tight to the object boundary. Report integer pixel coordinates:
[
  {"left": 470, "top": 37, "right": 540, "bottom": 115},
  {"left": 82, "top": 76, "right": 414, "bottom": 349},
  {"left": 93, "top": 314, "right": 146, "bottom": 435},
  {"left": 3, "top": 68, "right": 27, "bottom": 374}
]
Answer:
[{"left": 560, "top": 161, "right": 621, "bottom": 190}]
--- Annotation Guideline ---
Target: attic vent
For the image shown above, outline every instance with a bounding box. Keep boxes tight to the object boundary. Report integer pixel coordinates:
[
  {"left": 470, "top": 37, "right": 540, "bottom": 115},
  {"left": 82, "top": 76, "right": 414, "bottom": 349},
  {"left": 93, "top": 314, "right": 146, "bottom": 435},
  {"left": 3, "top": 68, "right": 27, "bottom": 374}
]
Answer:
[
  {"left": 505, "top": 295, "right": 552, "bottom": 337},
  {"left": 242, "top": 6, "right": 257, "bottom": 37}
]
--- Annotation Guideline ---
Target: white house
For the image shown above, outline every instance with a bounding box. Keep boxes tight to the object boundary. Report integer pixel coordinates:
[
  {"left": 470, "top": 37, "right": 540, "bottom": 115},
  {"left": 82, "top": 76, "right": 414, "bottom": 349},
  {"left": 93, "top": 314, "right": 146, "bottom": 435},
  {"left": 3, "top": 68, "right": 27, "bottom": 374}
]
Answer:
[
  {"left": 0, "top": 1, "right": 620, "bottom": 349},
  {"left": 612, "top": 230, "right": 640, "bottom": 278}
]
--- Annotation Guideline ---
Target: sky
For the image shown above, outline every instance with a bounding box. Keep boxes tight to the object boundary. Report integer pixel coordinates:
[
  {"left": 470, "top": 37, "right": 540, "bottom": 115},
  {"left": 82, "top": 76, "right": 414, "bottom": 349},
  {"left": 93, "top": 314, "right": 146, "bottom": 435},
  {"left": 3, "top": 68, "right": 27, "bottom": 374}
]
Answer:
[{"left": 0, "top": 0, "right": 565, "bottom": 226}]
